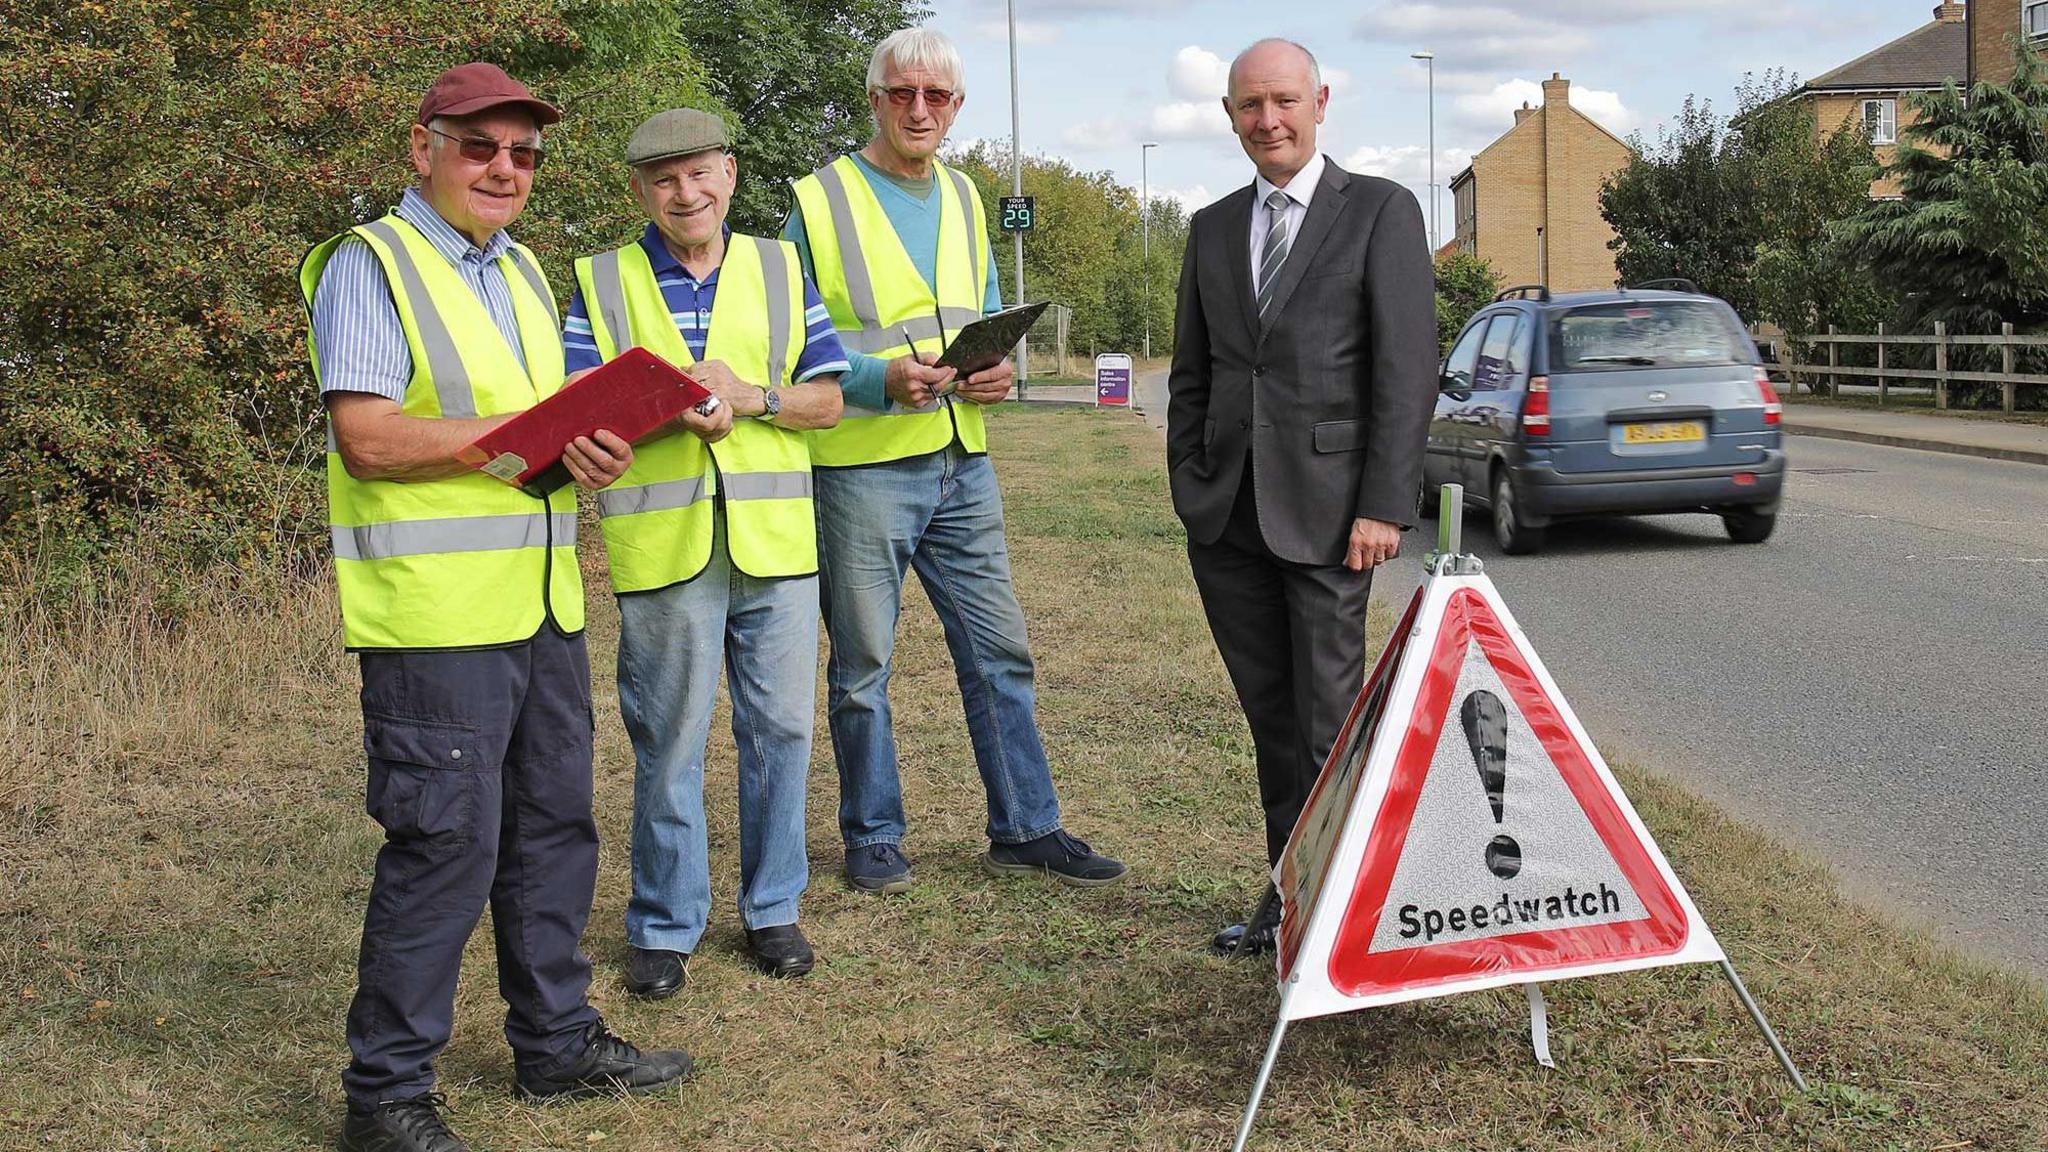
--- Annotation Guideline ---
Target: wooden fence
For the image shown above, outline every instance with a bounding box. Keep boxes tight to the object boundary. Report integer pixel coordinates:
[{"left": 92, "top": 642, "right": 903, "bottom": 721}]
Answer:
[{"left": 1750, "top": 322, "right": 2045, "bottom": 413}]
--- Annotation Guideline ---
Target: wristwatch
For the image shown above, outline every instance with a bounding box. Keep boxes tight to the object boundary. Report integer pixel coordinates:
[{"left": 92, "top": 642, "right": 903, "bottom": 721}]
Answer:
[{"left": 757, "top": 386, "right": 782, "bottom": 421}]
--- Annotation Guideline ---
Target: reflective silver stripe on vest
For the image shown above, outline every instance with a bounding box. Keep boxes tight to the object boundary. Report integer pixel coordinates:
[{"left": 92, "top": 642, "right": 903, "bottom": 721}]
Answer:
[
  {"left": 754, "top": 236, "right": 792, "bottom": 387},
  {"left": 331, "top": 511, "right": 576, "bottom": 562},
  {"left": 722, "top": 470, "right": 814, "bottom": 501},
  {"left": 812, "top": 162, "right": 881, "bottom": 328},
  {"left": 589, "top": 247, "right": 633, "bottom": 357},
  {"left": 506, "top": 246, "right": 560, "bottom": 330},
  {"left": 836, "top": 307, "right": 985, "bottom": 355},
  {"left": 360, "top": 219, "right": 476, "bottom": 419},
  {"left": 595, "top": 475, "right": 707, "bottom": 518},
  {"left": 943, "top": 167, "right": 978, "bottom": 289}
]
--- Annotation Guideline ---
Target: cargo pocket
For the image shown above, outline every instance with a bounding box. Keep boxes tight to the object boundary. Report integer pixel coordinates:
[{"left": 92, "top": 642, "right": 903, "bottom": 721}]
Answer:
[{"left": 362, "top": 713, "right": 483, "bottom": 843}]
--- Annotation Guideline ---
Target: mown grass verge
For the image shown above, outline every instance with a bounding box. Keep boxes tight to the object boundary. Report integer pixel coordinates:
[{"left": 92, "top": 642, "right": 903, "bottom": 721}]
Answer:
[{"left": 3, "top": 405, "right": 2044, "bottom": 1150}]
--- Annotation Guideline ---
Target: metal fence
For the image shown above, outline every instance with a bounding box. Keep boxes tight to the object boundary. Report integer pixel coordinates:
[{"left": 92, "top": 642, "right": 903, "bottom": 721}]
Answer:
[
  {"left": 1020, "top": 302, "right": 1072, "bottom": 380},
  {"left": 1752, "top": 322, "right": 2048, "bottom": 412}
]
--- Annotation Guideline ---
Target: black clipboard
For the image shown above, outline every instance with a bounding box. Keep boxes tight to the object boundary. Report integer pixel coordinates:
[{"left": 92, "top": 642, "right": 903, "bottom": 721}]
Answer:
[{"left": 934, "top": 301, "right": 1050, "bottom": 377}]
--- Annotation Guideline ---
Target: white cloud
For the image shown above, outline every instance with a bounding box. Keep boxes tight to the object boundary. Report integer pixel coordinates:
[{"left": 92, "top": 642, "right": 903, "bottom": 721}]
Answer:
[
  {"left": 1453, "top": 77, "right": 1638, "bottom": 136},
  {"left": 1342, "top": 144, "right": 1474, "bottom": 185},
  {"left": 1061, "top": 116, "right": 1132, "bottom": 150},
  {"left": 1169, "top": 45, "right": 1231, "bottom": 101},
  {"left": 973, "top": 20, "right": 1062, "bottom": 45},
  {"left": 1354, "top": 3, "right": 1592, "bottom": 68},
  {"left": 1149, "top": 99, "right": 1232, "bottom": 141},
  {"left": 1155, "top": 183, "right": 1216, "bottom": 211}
]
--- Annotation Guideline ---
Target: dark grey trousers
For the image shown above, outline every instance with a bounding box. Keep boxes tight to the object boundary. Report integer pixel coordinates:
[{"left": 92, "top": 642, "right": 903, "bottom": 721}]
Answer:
[
  {"left": 342, "top": 626, "right": 601, "bottom": 1109},
  {"left": 1189, "top": 473, "right": 1372, "bottom": 865}
]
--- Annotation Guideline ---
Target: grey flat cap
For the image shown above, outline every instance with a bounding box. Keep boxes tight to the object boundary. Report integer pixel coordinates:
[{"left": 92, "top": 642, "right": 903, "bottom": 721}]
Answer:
[{"left": 626, "top": 108, "right": 730, "bottom": 166}]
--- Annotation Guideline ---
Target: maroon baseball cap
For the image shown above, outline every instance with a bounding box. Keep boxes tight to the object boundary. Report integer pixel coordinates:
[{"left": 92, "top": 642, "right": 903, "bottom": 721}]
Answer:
[{"left": 416, "top": 62, "right": 561, "bottom": 127}]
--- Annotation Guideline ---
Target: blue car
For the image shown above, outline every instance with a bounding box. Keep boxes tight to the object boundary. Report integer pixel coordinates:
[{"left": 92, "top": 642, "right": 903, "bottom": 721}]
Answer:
[{"left": 1424, "top": 280, "right": 1785, "bottom": 554}]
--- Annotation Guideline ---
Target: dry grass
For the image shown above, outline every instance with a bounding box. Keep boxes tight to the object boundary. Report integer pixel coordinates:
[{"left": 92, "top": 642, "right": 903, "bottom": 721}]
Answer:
[{"left": 4, "top": 406, "right": 2046, "bottom": 1151}]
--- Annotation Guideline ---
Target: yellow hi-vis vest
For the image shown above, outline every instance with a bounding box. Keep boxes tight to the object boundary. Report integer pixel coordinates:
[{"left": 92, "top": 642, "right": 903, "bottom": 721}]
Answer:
[
  {"left": 301, "top": 213, "right": 583, "bottom": 651},
  {"left": 573, "top": 233, "right": 815, "bottom": 593},
  {"left": 790, "top": 154, "right": 992, "bottom": 467}
]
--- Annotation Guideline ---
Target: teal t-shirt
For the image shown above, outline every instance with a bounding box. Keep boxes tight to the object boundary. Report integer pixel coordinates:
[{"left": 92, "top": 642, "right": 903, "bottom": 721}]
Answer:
[{"left": 783, "top": 151, "right": 1003, "bottom": 412}]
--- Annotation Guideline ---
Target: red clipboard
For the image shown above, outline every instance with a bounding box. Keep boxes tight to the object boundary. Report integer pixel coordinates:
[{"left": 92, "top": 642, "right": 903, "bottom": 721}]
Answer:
[{"left": 456, "top": 347, "right": 715, "bottom": 496}]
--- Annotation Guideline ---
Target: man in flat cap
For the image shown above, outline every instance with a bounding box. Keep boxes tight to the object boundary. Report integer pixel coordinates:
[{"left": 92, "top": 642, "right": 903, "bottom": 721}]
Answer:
[
  {"left": 304, "top": 63, "right": 695, "bottom": 1152},
  {"left": 562, "top": 108, "right": 847, "bottom": 998}
]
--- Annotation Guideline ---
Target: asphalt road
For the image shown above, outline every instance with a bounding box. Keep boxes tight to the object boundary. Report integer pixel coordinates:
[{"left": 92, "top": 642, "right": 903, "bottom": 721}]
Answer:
[{"left": 1131, "top": 372, "right": 2048, "bottom": 978}]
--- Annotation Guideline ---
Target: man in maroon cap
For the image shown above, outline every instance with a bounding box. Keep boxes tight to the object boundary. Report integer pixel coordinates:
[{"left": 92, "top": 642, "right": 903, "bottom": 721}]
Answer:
[{"left": 304, "top": 62, "right": 703, "bottom": 1152}]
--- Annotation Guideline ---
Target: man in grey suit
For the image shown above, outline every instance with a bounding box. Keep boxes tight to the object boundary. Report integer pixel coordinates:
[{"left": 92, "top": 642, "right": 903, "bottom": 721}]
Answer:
[{"left": 1166, "top": 38, "right": 1436, "bottom": 955}]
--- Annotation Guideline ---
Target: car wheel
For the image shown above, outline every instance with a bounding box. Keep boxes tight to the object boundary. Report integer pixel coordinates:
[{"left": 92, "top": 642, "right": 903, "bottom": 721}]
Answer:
[
  {"left": 1722, "top": 508, "right": 1776, "bottom": 544},
  {"left": 1492, "top": 472, "right": 1545, "bottom": 555},
  {"left": 1418, "top": 482, "right": 1439, "bottom": 519}
]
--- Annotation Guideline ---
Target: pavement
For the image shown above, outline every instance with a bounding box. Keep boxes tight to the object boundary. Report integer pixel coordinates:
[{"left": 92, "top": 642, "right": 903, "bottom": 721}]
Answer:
[
  {"left": 1781, "top": 402, "right": 2048, "bottom": 466},
  {"left": 1125, "top": 368, "right": 2048, "bottom": 980}
]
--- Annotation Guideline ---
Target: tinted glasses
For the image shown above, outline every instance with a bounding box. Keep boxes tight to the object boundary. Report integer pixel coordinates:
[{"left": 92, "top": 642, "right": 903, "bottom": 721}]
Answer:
[
  {"left": 428, "top": 127, "right": 545, "bottom": 171},
  {"left": 881, "top": 85, "right": 956, "bottom": 108}
]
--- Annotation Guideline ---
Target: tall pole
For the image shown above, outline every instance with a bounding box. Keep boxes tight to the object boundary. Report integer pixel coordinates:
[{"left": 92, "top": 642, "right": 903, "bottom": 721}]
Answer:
[
  {"left": 1141, "top": 141, "right": 1157, "bottom": 360},
  {"left": 1008, "top": 0, "right": 1027, "bottom": 385},
  {"left": 1412, "top": 50, "right": 1437, "bottom": 252}
]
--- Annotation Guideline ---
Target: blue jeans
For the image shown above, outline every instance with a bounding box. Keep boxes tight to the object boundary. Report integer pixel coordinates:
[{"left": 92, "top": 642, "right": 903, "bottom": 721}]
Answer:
[
  {"left": 616, "top": 513, "right": 815, "bottom": 953},
  {"left": 815, "top": 443, "right": 1063, "bottom": 849}
]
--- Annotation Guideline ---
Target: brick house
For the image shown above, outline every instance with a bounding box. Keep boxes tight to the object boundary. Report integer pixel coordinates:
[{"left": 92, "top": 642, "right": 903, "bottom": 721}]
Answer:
[
  {"left": 1785, "top": 2, "right": 1967, "bottom": 198},
  {"left": 1449, "top": 74, "right": 1634, "bottom": 292},
  {"left": 1968, "top": 0, "right": 2048, "bottom": 85}
]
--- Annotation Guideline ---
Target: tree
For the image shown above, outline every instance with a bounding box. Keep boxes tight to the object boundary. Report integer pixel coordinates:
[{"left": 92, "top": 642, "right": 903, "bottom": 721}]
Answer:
[
  {"left": 1835, "top": 40, "right": 2048, "bottom": 337},
  {"left": 947, "top": 142, "right": 1188, "bottom": 362},
  {"left": 1601, "top": 71, "right": 1884, "bottom": 331},
  {"left": 1433, "top": 251, "right": 1501, "bottom": 355},
  {"left": 673, "top": 0, "right": 927, "bottom": 235}
]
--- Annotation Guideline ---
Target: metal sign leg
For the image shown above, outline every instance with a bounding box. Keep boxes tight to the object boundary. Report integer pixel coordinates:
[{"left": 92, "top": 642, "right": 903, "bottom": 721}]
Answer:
[
  {"left": 1719, "top": 959, "right": 1808, "bottom": 1092},
  {"left": 1230, "top": 1017, "right": 1292, "bottom": 1152},
  {"left": 1232, "top": 885, "right": 1279, "bottom": 959}
]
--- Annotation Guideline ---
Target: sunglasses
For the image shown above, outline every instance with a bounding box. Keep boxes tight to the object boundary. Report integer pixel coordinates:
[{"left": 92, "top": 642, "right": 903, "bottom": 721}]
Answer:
[
  {"left": 880, "top": 85, "right": 956, "bottom": 108},
  {"left": 428, "top": 127, "right": 546, "bottom": 171}
]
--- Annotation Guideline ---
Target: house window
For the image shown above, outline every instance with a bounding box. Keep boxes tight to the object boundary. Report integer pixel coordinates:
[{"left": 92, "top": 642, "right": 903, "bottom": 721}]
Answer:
[
  {"left": 1862, "top": 98, "right": 1897, "bottom": 146},
  {"left": 2029, "top": 1, "right": 2048, "bottom": 38}
]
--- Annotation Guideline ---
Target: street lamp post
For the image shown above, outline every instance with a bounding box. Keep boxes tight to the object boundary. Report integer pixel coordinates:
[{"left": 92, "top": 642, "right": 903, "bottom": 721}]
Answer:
[
  {"left": 1008, "top": 0, "right": 1027, "bottom": 386},
  {"left": 1411, "top": 49, "right": 1436, "bottom": 252},
  {"left": 1141, "top": 141, "right": 1158, "bottom": 360}
]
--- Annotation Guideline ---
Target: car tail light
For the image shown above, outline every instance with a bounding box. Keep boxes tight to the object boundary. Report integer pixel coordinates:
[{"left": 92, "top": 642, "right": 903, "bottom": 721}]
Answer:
[
  {"left": 1522, "top": 376, "right": 1551, "bottom": 435},
  {"left": 1754, "top": 366, "right": 1781, "bottom": 425}
]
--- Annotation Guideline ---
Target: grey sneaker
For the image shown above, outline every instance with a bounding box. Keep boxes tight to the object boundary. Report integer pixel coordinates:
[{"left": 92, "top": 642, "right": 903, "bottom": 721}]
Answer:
[
  {"left": 982, "top": 829, "right": 1128, "bottom": 888},
  {"left": 845, "top": 843, "right": 914, "bottom": 895}
]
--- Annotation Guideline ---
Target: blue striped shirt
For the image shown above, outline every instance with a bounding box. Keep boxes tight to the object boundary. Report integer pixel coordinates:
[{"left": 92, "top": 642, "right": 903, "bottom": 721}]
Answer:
[
  {"left": 562, "top": 223, "right": 850, "bottom": 385},
  {"left": 309, "top": 188, "right": 528, "bottom": 402}
]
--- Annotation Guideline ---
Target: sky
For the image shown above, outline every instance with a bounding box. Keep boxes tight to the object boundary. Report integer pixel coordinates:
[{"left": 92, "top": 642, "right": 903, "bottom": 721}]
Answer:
[{"left": 922, "top": 0, "right": 1946, "bottom": 245}]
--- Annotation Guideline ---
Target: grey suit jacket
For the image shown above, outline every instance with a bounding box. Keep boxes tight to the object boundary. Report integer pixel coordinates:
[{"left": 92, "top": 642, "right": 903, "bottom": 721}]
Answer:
[{"left": 1166, "top": 158, "right": 1437, "bottom": 567}]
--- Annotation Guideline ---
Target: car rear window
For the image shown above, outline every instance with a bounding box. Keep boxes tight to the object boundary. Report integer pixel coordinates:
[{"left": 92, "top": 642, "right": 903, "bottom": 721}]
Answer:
[{"left": 1550, "top": 301, "right": 1748, "bottom": 372}]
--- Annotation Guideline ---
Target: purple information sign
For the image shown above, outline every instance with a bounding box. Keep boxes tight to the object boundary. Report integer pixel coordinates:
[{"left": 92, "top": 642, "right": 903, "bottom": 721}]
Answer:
[{"left": 1095, "top": 353, "right": 1132, "bottom": 407}]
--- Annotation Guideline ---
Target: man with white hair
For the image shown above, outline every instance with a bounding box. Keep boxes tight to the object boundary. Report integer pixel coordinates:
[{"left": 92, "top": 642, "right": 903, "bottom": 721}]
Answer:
[{"left": 785, "top": 27, "right": 1127, "bottom": 895}]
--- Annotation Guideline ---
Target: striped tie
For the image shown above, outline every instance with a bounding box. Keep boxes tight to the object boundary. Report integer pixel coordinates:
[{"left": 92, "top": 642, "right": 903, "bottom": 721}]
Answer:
[{"left": 1256, "top": 189, "right": 1292, "bottom": 320}]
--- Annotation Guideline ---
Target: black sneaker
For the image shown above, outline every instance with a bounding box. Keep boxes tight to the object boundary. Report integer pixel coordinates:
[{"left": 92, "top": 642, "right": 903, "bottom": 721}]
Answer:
[
  {"left": 340, "top": 1093, "right": 466, "bottom": 1152},
  {"left": 744, "top": 923, "right": 816, "bottom": 978},
  {"left": 845, "top": 843, "right": 914, "bottom": 895},
  {"left": 623, "top": 946, "right": 687, "bottom": 1000},
  {"left": 515, "top": 1021, "right": 693, "bottom": 1103},
  {"left": 982, "top": 829, "right": 1128, "bottom": 888}
]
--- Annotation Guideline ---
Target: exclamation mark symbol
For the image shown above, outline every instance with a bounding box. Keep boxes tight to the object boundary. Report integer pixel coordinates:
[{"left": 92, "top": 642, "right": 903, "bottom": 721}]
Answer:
[{"left": 1461, "top": 690, "right": 1523, "bottom": 879}]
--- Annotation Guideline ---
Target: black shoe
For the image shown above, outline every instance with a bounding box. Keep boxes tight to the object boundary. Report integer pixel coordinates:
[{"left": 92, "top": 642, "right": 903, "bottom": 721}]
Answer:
[
  {"left": 623, "top": 946, "right": 688, "bottom": 1000},
  {"left": 340, "top": 1093, "right": 466, "bottom": 1152},
  {"left": 1210, "top": 886, "right": 1282, "bottom": 958},
  {"left": 845, "top": 843, "right": 914, "bottom": 895},
  {"left": 982, "top": 829, "right": 1129, "bottom": 888},
  {"left": 515, "top": 1021, "right": 693, "bottom": 1102},
  {"left": 744, "top": 923, "right": 815, "bottom": 978}
]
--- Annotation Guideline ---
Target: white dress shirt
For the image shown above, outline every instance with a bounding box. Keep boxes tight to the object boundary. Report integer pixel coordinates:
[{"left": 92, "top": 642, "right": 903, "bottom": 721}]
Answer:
[{"left": 1249, "top": 151, "right": 1326, "bottom": 296}]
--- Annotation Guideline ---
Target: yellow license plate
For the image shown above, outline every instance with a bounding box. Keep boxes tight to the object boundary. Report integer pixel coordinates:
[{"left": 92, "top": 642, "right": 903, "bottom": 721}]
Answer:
[{"left": 1623, "top": 420, "right": 1705, "bottom": 444}]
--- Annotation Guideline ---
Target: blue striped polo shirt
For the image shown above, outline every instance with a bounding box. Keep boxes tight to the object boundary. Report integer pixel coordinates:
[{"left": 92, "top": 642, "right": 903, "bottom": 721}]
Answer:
[
  {"left": 562, "top": 223, "right": 850, "bottom": 385},
  {"left": 308, "top": 188, "right": 528, "bottom": 401}
]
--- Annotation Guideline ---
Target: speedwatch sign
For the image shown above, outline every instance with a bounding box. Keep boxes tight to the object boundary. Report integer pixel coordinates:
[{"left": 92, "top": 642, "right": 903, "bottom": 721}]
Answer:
[{"left": 1000, "top": 196, "right": 1035, "bottom": 232}]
